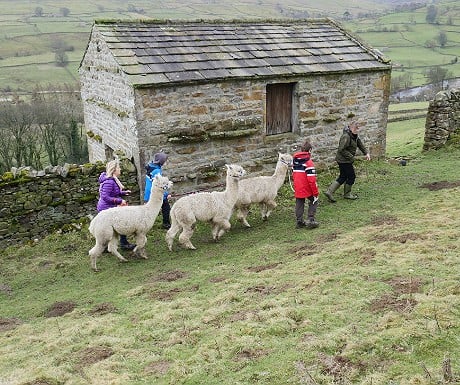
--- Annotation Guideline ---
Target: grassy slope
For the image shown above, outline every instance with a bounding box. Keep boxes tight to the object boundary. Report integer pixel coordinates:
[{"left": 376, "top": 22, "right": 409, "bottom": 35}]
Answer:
[
  {"left": 0, "top": 0, "right": 459, "bottom": 91},
  {"left": 1, "top": 121, "right": 459, "bottom": 384}
]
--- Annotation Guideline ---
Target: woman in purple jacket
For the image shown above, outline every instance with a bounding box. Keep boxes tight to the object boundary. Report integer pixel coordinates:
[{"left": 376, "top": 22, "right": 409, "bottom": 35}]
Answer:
[{"left": 96, "top": 159, "right": 136, "bottom": 250}]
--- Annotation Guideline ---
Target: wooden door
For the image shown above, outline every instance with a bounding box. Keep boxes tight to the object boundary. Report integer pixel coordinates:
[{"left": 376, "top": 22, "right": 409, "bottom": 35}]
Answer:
[{"left": 266, "top": 83, "right": 293, "bottom": 135}]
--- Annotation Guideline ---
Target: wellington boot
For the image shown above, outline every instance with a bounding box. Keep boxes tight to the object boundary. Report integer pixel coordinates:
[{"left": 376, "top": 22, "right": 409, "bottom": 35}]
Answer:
[
  {"left": 324, "top": 181, "right": 341, "bottom": 203},
  {"left": 306, "top": 217, "right": 319, "bottom": 229},
  {"left": 343, "top": 184, "right": 358, "bottom": 200}
]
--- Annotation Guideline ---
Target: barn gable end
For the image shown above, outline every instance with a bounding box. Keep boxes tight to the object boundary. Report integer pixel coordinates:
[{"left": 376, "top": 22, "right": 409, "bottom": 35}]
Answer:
[{"left": 79, "top": 18, "right": 391, "bottom": 194}]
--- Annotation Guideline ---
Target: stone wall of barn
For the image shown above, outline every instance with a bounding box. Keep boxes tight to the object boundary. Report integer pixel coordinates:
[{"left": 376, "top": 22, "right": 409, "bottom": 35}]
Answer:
[
  {"left": 79, "top": 28, "right": 140, "bottom": 168},
  {"left": 135, "top": 70, "right": 390, "bottom": 193},
  {"left": 423, "top": 88, "right": 460, "bottom": 150}
]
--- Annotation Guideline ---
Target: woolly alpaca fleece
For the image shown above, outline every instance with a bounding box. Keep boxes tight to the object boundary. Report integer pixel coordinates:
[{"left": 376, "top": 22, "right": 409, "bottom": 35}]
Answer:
[
  {"left": 234, "top": 153, "right": 293, "bottom": 227},
  {"left": 166, "top": 164, "right": 246, "bottom": 251},
  {"left": 88, "top": 174, "right": 172, "bottom": 271}
]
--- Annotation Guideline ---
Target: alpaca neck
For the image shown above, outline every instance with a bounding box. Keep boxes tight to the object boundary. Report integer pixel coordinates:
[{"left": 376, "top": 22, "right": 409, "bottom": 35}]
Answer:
[
  {"left": 223, "top": 174, "right": 240, "bottom": 205},
  {"left": 145, "top": 187, "right": 164, "bottom": 212},
  {"left": 272, "top": 161, "right": 289, "bottom": 188}
]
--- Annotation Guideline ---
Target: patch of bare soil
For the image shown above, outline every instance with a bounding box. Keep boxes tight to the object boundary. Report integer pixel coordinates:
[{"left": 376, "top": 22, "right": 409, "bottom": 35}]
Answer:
[
  {"left": 0, "top": 317, "right": 22, "bottom": 332},
  {"left": 370, "top": 275, "right": 421, "bottom": 313},
  {"left": 372, "top": 232, "right": 422, "bottom": 244},
  {"left": 245, "top": 285, "right": 276, "bottom": 295},
  {"left": 151, "top": 288, "right": 183, "bottom": 301},
  {"left": 150, "top": 284, "right": 198, "bottom": 301},
  {"left": 371, "top": 215, "right": 399, "bottom": 226},
  {"left": 44, "top": 301, "right": 76, "bottom": 317},
  {"left": 247, "top": 262, "right": 281, "bottom": 273},
  {"left": 229, "top": 310, "right": 250, "bottom": 322},
  {"left": 151, "top": 270, "right": 187, "bottom": 282},
  {"left": 370, "top": 293, "right": 417, "bottom": 313},
  {"left": 289, "top": 243, "right": 318, "bottom": 254},
  {"left": 0, "top": 283, "right": 13, "bottom": 296},
  {"left": 315, "top": 232, "right": 339, "bottom": 243},
  {"left": 318, "top": 353, "right": 366, "bottom": 381},
  {"left": 420, "top": 180, "right": 460, "bottom": 191},
  {"left": 19, "top": 377, "right": 63, "bottom": 385},
  {"left": 234, "top": 348, "right": 271, "bottom": 361},
  {"left": 386, "top": 276, "right": 422, "bottom": 295},
  {"left": 88, "top": 302, "right": 117, "bottom": 316},
  {"left": 352, "top": 247, "right": 377, "bottom": 265},
  {"left": 76, "top": 346, "right": 114, "bottom": 368},
  {"left": 209, "top": 276, "right": 227, "bottom": 283},
  {"left": 144, "top": 360, "right": 171, "bottom": 375}
]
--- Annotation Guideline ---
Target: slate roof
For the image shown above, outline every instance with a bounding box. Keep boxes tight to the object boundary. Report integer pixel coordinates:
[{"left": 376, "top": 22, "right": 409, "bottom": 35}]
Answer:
[{"left": 90, "top": 19, "right": 391, "bottom": 87}]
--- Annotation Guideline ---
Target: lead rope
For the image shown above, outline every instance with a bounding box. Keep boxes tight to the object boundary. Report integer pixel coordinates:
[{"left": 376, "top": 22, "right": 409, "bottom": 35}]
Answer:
[{"left": 287, "top": 166, "right": 295, "bottom": 192}]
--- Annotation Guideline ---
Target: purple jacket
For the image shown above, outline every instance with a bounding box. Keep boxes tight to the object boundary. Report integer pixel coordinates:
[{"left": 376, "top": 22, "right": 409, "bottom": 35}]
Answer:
[{"left": 96, "top": 172, "right": 127, "bottom": 212}]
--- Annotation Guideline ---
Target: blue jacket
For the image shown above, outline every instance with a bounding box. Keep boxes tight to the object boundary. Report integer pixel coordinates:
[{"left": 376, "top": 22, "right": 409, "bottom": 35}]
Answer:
[{"left": 144, "top": 163, "right": 169, "bottom": 202}]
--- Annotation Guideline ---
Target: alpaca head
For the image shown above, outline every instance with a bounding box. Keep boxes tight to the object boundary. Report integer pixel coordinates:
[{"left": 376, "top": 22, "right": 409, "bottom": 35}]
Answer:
[
  {"left": 153, "top": 174, "right": 173, "bottom": 191},
  {"left": 278, "top": 153, "right": 293, "bottom": 167},
  {"left": 225, "top": 164, "right": 246, "bottom": 179}
]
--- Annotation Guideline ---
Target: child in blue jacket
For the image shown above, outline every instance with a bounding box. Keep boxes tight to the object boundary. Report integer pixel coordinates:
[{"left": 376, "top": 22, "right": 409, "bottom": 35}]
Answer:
[{"left": 144, "top": 152, "right": 171, "bottom": 229}]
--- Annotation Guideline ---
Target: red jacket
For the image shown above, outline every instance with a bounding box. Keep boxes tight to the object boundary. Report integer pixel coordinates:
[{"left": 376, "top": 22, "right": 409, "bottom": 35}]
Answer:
[{"left": 292, "top": 151, "right": 319, "bottom": 198}]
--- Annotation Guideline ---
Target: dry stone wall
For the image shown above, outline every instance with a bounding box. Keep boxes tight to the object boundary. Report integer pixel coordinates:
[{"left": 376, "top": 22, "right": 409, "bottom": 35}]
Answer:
[
  {"left": 0, "top": 160, "right": 140, "bottom": 247},
  {"left": 423, "top": 88, "right": 460, "bottom": 150}
]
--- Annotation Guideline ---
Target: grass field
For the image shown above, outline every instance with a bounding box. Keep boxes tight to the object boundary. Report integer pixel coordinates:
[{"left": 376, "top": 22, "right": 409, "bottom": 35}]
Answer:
[
  {"left": 1, "top": 118, "right": 459, "bottom": 384},
  {"left": 0, "top": 0, "right": 459, "bottom": 92}
]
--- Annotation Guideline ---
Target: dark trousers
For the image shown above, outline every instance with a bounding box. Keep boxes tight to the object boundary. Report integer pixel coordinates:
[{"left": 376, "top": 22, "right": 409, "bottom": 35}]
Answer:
[
  {"left": 337, "top": 162, "right": 356, "bottom": 185},
  {"left": 295, "top": 197, "right": 318, "bottom": 222},
  {"left": 162, "top": 199, "right": 171, "bottom": 225},
  {"left": 120, "top": 234, "right": 130, "bottom": 245}
]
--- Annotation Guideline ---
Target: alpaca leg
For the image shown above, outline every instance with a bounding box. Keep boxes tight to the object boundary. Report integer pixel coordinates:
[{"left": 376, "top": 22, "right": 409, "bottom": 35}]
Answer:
[
  {"left": 237, "top": 205, "right": 251, "bottom": 228},
  {"left": 134, "top": 233, "right": 148, "bottom": 259},
  {"left": 89, "top": 240, "right": 106, "bottom": 272},
  {"left": 178, "top": 226, "right": 196, "bottom": 250},
  {"left": 166, "top": 224, "right": 180, "bottom": 251},
  {"left": 108, "top": 236, "right": 128, "bottom": 263},
  {"left": 263, "top": 200, "right": 277, "bottom": 220},
  {"left": 211, "top": 222, "right": 220, "bottom": 241},
  {"left": 216, "top": 220, "right": 231, "bottom": 240}
]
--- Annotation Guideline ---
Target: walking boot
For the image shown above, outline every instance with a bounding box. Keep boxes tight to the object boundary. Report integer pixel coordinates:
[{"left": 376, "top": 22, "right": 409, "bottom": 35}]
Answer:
[
  {"left": 343, "top": 184, "right": 358, "bottom": 200},
  {"left": 324, "top": 181, "right": 341, "bottom": 203},
  {"left": 296, "top": 220, "right": 307, "bottom": 229},
  {"left": 307, "top": 217, "right": 319, "bottom": 229},
  {"left": 120, "top": 235, "right": 136, "bottom": 250}
]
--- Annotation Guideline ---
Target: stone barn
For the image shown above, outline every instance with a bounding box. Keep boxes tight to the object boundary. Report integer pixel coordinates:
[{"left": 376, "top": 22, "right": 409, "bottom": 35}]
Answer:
[{"left": 79, "top": 18, "right": 391, "bottom": 195}]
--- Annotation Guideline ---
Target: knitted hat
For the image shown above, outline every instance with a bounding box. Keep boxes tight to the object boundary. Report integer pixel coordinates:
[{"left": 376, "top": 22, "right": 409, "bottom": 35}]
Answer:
[{"left": 153, "top": 152, "right": 168, "bottom": 165}]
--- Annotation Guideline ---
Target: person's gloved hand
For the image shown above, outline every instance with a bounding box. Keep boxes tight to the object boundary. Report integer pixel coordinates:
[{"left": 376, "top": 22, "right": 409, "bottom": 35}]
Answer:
[{"left": 313, "top": 196, "right": 319, "bottom": 204}]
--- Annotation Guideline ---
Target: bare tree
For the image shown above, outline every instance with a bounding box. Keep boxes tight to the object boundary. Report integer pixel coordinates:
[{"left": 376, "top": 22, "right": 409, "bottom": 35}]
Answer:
[
  {"left": 0, "top": 100, "right": 42, "bottom": 172},
  {"left": 437, "top": 31, "right": 447, "bottom": 48},
  {"left": 425, "top": 66, "right": 451, "bottom": 90},
  {"left": 426, "top": 5, "right": 438, "bottom": 24}
]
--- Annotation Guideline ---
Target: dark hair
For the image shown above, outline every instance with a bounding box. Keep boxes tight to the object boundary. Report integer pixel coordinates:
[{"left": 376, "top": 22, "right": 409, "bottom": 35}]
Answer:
[{"left": 301, "top": 140, "right": 312, "bottom": 152}]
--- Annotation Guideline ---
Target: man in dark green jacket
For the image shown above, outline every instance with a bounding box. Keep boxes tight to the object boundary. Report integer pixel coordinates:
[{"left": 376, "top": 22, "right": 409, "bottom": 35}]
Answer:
[{"left": 324, "top": 121, "right": 371, "bottom": 202}]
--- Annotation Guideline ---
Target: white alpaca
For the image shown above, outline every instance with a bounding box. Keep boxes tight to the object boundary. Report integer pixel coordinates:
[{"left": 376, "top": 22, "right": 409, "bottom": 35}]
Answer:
[
  {"left": 88, "top": 174, "right": 173, "bottom": 271},
  {"left": 166, "top": 164, "right": 246, "bottom": 251},
  {"left": 234, "top": 153, "right": 293, "bottom": 227}
]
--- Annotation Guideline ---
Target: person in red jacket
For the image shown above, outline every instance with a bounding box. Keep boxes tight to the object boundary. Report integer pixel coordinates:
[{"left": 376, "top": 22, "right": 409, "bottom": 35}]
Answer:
[{"left": 292, "top": 140, "right": 319, "bottom": 229}]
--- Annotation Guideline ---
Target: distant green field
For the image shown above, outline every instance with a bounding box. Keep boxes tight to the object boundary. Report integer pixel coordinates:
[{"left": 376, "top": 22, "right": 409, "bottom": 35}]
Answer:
[{"left": 0, "top": 0, "right": 459, "bottom": 92}]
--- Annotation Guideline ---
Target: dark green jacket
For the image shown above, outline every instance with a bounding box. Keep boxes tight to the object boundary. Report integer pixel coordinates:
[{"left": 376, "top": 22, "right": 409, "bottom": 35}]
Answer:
[{"left": 335, "top": 129, "right": 368, "bottom": 164}]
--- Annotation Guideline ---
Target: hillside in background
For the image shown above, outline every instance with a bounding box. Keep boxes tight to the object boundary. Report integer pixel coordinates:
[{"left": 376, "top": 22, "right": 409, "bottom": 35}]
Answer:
[{"left": 0, "top": 0, "right": 458, "bottom": 94}]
